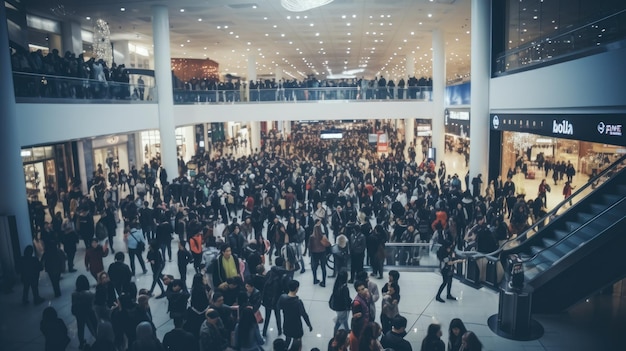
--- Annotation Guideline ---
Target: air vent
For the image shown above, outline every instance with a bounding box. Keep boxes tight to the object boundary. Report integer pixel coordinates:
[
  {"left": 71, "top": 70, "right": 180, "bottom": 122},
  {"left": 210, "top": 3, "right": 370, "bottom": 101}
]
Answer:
[{"left": 227, "top": 3, "right": 259, "bottom": 9}]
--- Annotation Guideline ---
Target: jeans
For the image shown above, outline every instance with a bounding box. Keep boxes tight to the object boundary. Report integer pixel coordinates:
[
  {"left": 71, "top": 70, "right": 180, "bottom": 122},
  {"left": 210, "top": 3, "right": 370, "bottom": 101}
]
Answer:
[
  {"left": 437, "top": 272, "right": 453, "bottom": 298},
  {"left": 334, "top": 310, "right": 350, "bottom": 334},
  {"left": 262, "top": 305, "right": 281, "bottom": 335},
  {"left": 128, "top": 248, "right": 146, "bottom": 274}
]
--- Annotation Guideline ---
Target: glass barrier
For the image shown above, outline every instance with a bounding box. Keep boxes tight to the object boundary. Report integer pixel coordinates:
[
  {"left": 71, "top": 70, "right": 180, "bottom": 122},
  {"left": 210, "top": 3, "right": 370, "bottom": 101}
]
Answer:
[
  {"left": 173, "top": 85, "right": 433, "bottom": 104},
  {"left": 495, "top": 9, "right": 626, "bottom": 75},
  {"left": 501, "top": 153, "right": 626, "bottom": 252},
  {"left": 381, "top": 242, "right": 439, "bottom": 268},
  {"left": 13, "top": 72, "right": 158, "bottom": 103}
]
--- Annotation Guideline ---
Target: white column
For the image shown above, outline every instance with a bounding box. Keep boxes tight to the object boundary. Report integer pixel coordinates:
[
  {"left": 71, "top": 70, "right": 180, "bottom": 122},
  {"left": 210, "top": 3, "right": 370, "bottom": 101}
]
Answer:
[
  {"left": 113, "top": 40, "right": 130, "bottom": 67},
  {"left": 406, "top": 55, "right": 415, "bottom": 77},
  {"left": 431, "top": 29, "right": 446, "bottom": 164},
  {"left": 284, "top": 120, "right": 292, "bottom": 137},
  {"left": 275, "top": 66, "right": 283, "bottom": 82},
  {"left": 48, "top": 34, "right": 62, "bottom": 53},
  {"left": 405, "top": 118, "right": 415, "bottom": 158},
  {"left": 77, "top": 141, "right": 88, "bottom": 195},
  {"left": 247, "top": 55, "right": 257, "bottom": 82},
  {"left": 152, "top": 6, "right": 179, "bottom": 177},
  {"left": 469, "top": 0, "right": 490, "bottom": 182},
  {"left": 250, "top": 121, "right": 261, "bottom": 153},
  {"left": 61, "top": 20, "right": 83, "bottom": 56},
  {"left": 0, "top": 4, "right": 33, "bottom": 252}
]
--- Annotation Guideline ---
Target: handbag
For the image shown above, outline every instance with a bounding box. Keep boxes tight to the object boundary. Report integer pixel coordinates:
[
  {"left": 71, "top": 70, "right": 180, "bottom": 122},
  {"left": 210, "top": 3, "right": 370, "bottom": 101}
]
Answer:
[
  {"left": 321, "top": 235, "right": 331, "bottom": 248},
  {"left": 254, "top": 310, "right": 264, "bottom": 323}
]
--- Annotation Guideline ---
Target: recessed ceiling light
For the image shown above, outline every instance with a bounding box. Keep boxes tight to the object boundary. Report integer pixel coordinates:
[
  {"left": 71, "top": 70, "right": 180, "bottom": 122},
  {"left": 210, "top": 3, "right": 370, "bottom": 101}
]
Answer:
[
  {"left": 273, "top": 25, "right": 277, "bottom": 28},
  {"left": 235, "top": 35, "right": 239, "bottom": 38},
  {"left": 289, "top": 41, "right": 293, "bottom": 44},
  {"left": 342, "top": 15, "right": 346, "bottom": 19},
  {"left": 229, "top": 31, "right": 233, "bottom": 34},
  {"left": 198, "top": 18, "right": 202, "bottom": 21},
  {"left": 352, "top": 14, "right": 356, "bottom": 18},
  {"left": 180, "top": 44, "right": 184, "bottom": 47},
  {"left": 315, "top": 32, "right": 320, "bottom": 36},
  {"left": 264, "top": 17, "right": 268, "bottom": 20},
  {"left": 187, "top": 39, "right": 191, "bottom": 42},
  {"left": 180, "top": 9, "right": 185, "bottom": 12},
  {"left": 427, "top": 14, "right": 432, "bottom": 18},
  {"left": 86, "top": 16, "right": 91, "bottom": 20},
  {"left": 281, "top": 34, "right": 285, "bottom": 37},
  {"left": 120, "top": 7, "right": 125, "bottom": 11},
  {"left": 224, "top": 25, "right": 229, "bottom": 29},
  {"left": 252, "top": 5, "right": 257, "bottom": 9},
  {"left": 217, "top": 26, "right": 221, "bottom": 29},
  {"left": 310, "top": 23, "right": 314, "bottom": 27},
  {"left": 247, "top": 42, "right": 251, "bottom": 45},
  {"left": 265, "top": 33, "right": 269, "bottom": 36},
  {"left": 296, "top": 15, "right": 300, "bottom": 19}
]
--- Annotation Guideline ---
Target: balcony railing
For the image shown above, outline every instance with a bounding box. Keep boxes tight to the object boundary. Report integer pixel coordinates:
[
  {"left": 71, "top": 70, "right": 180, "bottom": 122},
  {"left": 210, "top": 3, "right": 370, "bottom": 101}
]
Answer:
[
  {"left": 495, "top": 9, "right": 626, "bottom": 75},
  {"left": 173, "top": 86, "right": 433, "bottom": 104},
  {"left": 12, "top": 71, "right": 436, "bottom": 105},
  {"left": 12, "top": 72, "right": 157, "bottom": 103}
]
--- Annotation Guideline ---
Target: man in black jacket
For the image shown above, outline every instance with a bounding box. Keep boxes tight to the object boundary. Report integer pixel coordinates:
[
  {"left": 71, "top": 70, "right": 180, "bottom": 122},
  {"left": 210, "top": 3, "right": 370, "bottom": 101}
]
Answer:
[
  {"left": 108, "top": 252, "right": 133, "bottom": 295},
  {"left": 381, "top": 315, "right": 412, "bottom": 351},
  {"left": 162, "top": 317, "right": 196, "bottom": 351}
]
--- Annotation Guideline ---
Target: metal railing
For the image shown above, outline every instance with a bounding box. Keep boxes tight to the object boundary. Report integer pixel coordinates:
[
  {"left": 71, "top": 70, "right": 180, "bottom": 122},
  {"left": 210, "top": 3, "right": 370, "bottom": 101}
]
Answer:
[
  {"left": 12, "top": 72, "right": 158, "bottom": 103},
  {"left": 495, "top": 9, "right": 626, "bottom": 75},
  {"left": 173, "top": 85, "right": 433, "bottom": 104}
]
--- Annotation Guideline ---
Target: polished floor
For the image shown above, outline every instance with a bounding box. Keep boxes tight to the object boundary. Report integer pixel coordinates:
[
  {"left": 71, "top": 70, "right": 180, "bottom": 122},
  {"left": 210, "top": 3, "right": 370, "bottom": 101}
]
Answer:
[
  {"left": 4, "top": 144, "right": 614, "bottom": 350},
  {"left": 2, "top": 226, "right": 623, "bottom": 351}
]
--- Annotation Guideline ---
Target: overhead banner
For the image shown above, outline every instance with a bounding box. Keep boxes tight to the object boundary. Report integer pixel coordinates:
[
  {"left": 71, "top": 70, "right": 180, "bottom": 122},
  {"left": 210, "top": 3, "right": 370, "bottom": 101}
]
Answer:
[{"left": 490, "top": 113, "right": 626, "bottom": 146}]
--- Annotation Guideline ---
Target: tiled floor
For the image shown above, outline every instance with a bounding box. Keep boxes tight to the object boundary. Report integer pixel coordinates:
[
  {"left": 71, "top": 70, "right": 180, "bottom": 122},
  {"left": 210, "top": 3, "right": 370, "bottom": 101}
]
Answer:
[{"left": 2, "top": 227, "right": 623, "bottom": 351}]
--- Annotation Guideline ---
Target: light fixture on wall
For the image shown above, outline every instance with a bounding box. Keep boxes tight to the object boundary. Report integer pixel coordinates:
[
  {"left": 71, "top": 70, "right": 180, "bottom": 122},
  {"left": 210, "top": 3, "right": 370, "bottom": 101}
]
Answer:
[{"left": 281, "top": 0, "right": 334, "bottom": 12}]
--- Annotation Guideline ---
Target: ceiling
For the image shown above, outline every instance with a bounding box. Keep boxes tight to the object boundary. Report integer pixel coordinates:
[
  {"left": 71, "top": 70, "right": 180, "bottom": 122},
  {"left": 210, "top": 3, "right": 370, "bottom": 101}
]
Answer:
[{"left": 20, "top": 0, "right": 472, "bottom": 82}]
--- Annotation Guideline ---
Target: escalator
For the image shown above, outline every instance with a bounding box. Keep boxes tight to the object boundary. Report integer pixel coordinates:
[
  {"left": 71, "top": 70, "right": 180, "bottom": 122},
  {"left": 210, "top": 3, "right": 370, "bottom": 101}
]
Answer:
[{"left": 499, "top": 155, "right": 626, "bottom": 313}]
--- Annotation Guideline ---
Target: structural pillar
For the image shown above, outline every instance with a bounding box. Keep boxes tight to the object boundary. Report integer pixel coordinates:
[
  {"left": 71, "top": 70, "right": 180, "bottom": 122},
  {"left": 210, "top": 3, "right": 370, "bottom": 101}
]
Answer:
[
  {"left": 431, "top": 29, "right": 446, "bottom": 164},
  {"left": 469, "top": 0, "right": 491, "bottom": 182},
  {"left": 275, "top": 66, "right": 283, "bottom": 82},
  {"left": 247, "top": 55, "right": 257, "bottom": 82},
  {"left": 250, "top": 121, "right": 261, "bottom": 153},
  {"left": 113, "top": 40, "right": 130, "bottom": 67},
  {"left": 152, "top": 6, "right": 179, "bottom": 176},
  {"left": 0, "top": 3, "right": 34, "bottom": 252},
  {"left": 61, "top": 20, "right": 83, "bottom": 56},
  {"left": 405, "top": 118, "right": 415, "bottom": 158},
  {"left": 406, "top": 55, "right": 416, "bottom": 77}
]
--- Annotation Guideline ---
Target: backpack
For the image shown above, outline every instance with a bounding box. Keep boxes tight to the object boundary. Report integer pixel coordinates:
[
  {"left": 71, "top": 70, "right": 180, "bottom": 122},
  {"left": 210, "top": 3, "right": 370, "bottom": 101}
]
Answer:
[{"left": 95, "top": 220, "right": 108, "bottom": 241}]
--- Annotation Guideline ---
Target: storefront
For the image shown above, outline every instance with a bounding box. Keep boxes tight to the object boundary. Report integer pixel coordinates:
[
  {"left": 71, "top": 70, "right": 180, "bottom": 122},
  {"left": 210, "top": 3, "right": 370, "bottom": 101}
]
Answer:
[
  {"left": 140, "top": 127, "right": 196, "bottom": 165},
  {"left": 489, "top": 113, "right": 626, "bottom": 181},
  {"left": 21, "top": 143, "right": 76, "bottom": 199},
  {"left": 444, "top": 108, "right": 470, "bottom": 157},
  {"left": 92, "top": 135, "right": 130, "bottom": 176}
]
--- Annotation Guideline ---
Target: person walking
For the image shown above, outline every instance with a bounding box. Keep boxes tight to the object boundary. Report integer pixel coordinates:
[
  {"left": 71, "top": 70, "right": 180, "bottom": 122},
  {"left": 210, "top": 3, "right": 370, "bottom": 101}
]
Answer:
[
  {"left": 147, "top": 240, "right": 166, "bottom": 298},
  {"left": 330, "top": 271, "right": 352, "bottom": 334},
  {"left": 435, "top": 241, "right": 464, "bottom": 303},
  {"left": 276, "top": 279, "right": 313, "bottom": 350},
  {"left": 41, "top": 241, "right": 64, "bottom": 298},
  {"left": 85, "top": 238, "right": 110, "bottom": 281},
  {"left": 61, "top": 217, "right": 79, "bottom": 272},
  {"left": 309, "top": 220, "right": 329, "bottom": 287},
  {"left": 380, "top": 282, "right": 400, "bottom": 334},
  {"left": 234, "top": 307, "right": 265, "bottom": 351},
  {"left": 72, "top": 275, "right": 98, "bottom": 349},
  {"left": 20, "top": 245, "right": 44, "bottom": 305},
  {"left": 126, "top": 222, "right": 148, "bottom": 275}
]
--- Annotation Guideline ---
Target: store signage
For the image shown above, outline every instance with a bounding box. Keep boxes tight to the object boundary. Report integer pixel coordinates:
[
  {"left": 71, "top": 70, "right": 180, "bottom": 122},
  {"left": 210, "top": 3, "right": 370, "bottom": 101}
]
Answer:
[
  {"left": 489, "top": 113, "right": 626, "bottom": 146},
  {"left": 597, "top": 122, "right": 622, "bottom": 136},
  {"left": 552, "top": 120, "right": 573, "bottom": 135}
]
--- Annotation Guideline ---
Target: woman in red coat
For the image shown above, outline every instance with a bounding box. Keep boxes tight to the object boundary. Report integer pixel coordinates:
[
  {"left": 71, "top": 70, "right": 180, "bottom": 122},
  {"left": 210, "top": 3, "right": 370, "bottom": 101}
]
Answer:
[{"left": 85, "top": 238, "right": 109, "bottom": 280}]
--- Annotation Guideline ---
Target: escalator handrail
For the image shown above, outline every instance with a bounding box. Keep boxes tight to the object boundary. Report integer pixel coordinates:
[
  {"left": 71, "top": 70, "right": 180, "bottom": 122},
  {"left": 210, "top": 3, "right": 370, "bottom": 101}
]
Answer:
[
  {"left": 519, "top": 195, "right": 626, "bottom": 265},
  {"left": 455, "top": 153, "right": 626, "bottom": 261}
]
